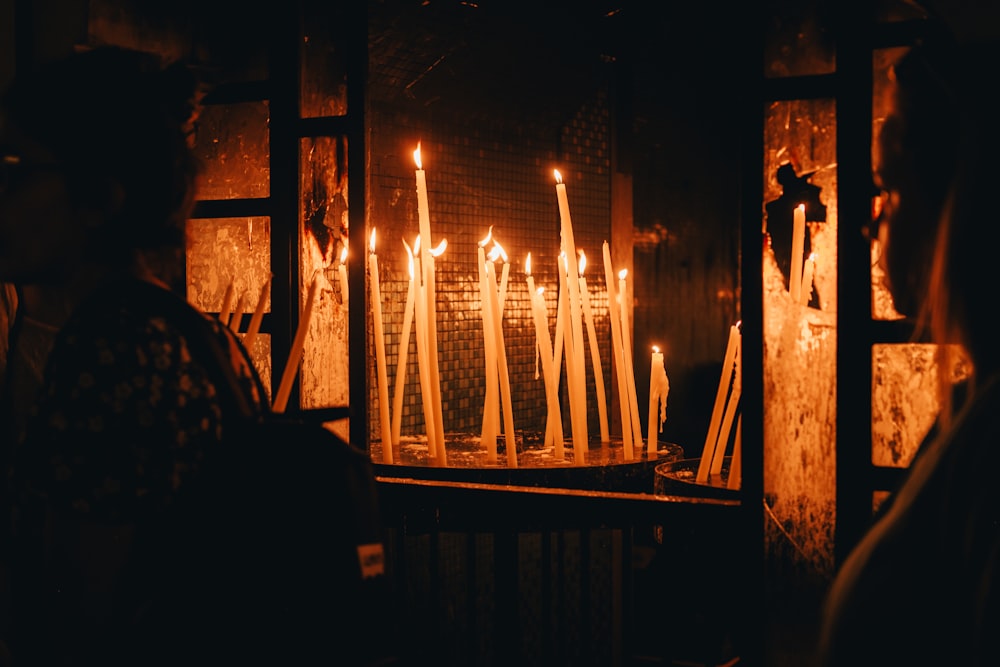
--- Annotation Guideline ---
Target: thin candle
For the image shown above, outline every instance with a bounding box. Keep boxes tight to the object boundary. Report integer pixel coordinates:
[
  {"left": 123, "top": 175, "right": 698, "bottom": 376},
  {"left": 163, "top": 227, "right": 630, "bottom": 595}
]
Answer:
[
  {"left": 427, "top": 239, "right": 448, "bottom": 465},
  {"left": 219, "top": 277, "right": 236, "bottom": 326},
  {"left": 478, "top": 229, "right": 499, "bottom": 463},
  {"left": 228, "top": 290, "right": 247, "bottom": 333},
  {"left": 243, "top": 272, "right": 272, "bottom": 352},
  {"left": 711, "top": 331, "right": 741, "bottom": 476},
  {"left": 273, "top": 271, "right": 319, "bottom": 413},
  {"left": 790, "top": 203, "right": 806, "bottom": 302},
  {"left": 618, "top": 269, "right": 644, "bottom": 455},
  {"left": 579, "top": 251, "right": 610, "bottom": 443},
  {"left": 486, "top": 252, "right": 517, "bottom": 467},
  {"left": 391, "top": 239, "right": 416, "bottom": 446},
  {"left": 697, "top": 322, "right": 740, "bottom": 483},
  {"left": 800, "top": 251, "right": 817, "bottom": 306},
  {"left": 561, "top": 252, "right": 587, "bottom": 464},
  {"left": 413, "top": 275, "right": 437, "bottom": 460},
  {"left": 547, "top": 264, "right": 566, "bottom": 452},
  {"left": 530, "top": 282, "right": 564, "bottom": 460},
  {"left": 369, "top": 229, "right": 393, "bottom": 464},
  {"left": 603, "top": 242, "right": 632, "bottom": 460},
  {"left": 554, "top": 170, "right": 588, "bottom": 452}
]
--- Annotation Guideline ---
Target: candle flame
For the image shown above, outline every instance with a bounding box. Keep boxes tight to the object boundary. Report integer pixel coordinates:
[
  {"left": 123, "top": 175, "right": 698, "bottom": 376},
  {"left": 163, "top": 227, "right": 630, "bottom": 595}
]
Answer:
[
  {"left": 413, "top": 235, "right": 421, "bottom": 253},
  {"left": 478, "top": 225, "right": 493, "bottom": 248},
  {"left": 369, "top": 228, "right": 376, "bottom": 252},
  {"left": 429, "top": 239, "right": 447, "bottom": 257},
  {"left": 408, "top": 252, "right": 414, "bottom": 280},
  {"left": 491, "top": 240, "right": 508, "bottom": 263},
  {"left": 339, "top": 246, "right": 348, "bottom": 265},
  {"left": 487, "top": 244, "right": 502, "bottom": 263},
  {"left": 578, "top": 249, "right": 586, "bottom": 275},
  {"left": 554, "top": 169, "right": 563, "bottom": 184},
  {"left": 619, "top": 268, "right": 628, "bottom": 280},
  {"left": 536, "top": 286, "right": 545, "bottom": 296},
  {"left": 413, "top": 142, "right": 422, "bottom": 170},
  {"left": 652, "top": 345, "right": 660, "bottom": 354},
  {"left": 808, "top": 252, "right": 818, "bottom": 262},
  {"left": 525, "top": 252, "right": 532, "bottom": 275}
]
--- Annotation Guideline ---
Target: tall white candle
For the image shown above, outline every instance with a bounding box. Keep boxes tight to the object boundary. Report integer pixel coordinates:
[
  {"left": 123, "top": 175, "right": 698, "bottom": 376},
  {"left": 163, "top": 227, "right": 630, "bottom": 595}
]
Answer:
[
  {"left": 414, "top": 144, "right": 446, "bottom": 463},
  {"left": 243, "top": 272, "right": 272, "bottom": 352},
  {"left": 711, "top": 330, "right": 741, "bottom": 476},
  {"left": 790, "top": 203, "right": 806, "bottom": 303},
  {"left": 697, "top": 322, "right": 740, "bottom": 483},
  {"left": 391, "top": 239, "right": 416, "bottom": 446},
  {"left": 546, "top": 266, "right": 566, "bottom": 453},
  {"left": 554, "top": 171, "right": 588, "bottom": 451},
  {"left": 578, "top": 252, "right": 609, "bottom": 443},
  {"left": 646, "top": 345, "right": 669, "bottom": 457},
  {"left": 369, "top": 229, "right": 394, "bottom": 464},
  {"left": 530, "top": 285, "right": 564, "bottom": 459},
  {"left": 338, "top": 245, "right": 349, "bottom": 306},
  {"left": 478, "top": 231, "right": 499, "bottom": 463},
  {"left": 273, "top": 271, "right": 319, "bottom": 413},
  {"left": 486, "top": 256, "right": 517, "bottom": 467},
  {"left": 618, "top": 269, "right": 644, "bottom": 455},
  {"left": 427, "top": 239, "right": 448, "bottom": 465},
  {"left": 413, "top": 277, "right": 437, "bottom": 460},
  {"left": 561, "top": 253, "right": 587, "bottom": 464},
  {"left": 603, "top": 242, "right": 632, "bottom": 460},
  {"left": 727, "top": 414, "right": 743, "bottom": 490}
]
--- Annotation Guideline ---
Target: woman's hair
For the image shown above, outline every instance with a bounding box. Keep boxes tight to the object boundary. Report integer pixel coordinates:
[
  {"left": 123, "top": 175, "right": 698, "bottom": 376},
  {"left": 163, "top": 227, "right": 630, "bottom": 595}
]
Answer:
[{"left": 1, "top": 45, "right": 202, "bottom": 272}]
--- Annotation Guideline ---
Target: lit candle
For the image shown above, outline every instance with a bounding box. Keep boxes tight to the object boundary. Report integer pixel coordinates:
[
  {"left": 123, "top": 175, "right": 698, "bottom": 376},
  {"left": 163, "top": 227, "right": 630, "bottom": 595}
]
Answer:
[
  {"left": 646, "top": 345, "right": 670, "bottom": 457},
  {"left": 800, "top": 251, "right": 816, "bottom": 306},
  {"left": 618, "top": 269, "right": 644, "bottom": 455},
  {"left": 219, "top": 277, "right": 236, "bottom": 326},
  {"left": 391, "top": 239, "right": 416, "bottom": 446},
  {"left": 478, "top": 229, "right": 499, "bottom": 463},
  {"left": 414, "top": 144, "right": 446, "bottom": 464},
  {"left": 697, "top": 322, "right": 740, "bottom": 483},
  {"left": 554, "top": 171, "right": 588, "bottom": 454},
  {"left": 338, "top": 245, "right": 349, "bottom": 306},
  {"left": 789, "top": 203, "right": 805, "bottom": 303},
  {"left": 272, "top": 271, "right": 320, "bottom": 413},
  {"left": 486, "top": 250, "right": 517, "bottom": 467},
  {"left": 243, "top": 272, "right": 272, "bottom": 352},
  {"left": 579, "top": 251, "right": 610, "bottom": 444},
  {"left": 368, "top": 229, "right": 394, "bottom": 464},
  {"left": 529, "top": 281, "right": 564, "bottom": 460},
  {"left": 603, "top": 241, "right": 633, "bottom": 460}
]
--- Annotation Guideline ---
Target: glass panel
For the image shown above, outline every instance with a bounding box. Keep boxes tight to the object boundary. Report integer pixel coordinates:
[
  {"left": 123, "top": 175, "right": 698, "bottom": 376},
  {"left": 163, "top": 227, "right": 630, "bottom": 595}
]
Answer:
[
  {"left": 872, "top": 343, "right": 971, "bottom": 468},
  {"left": 762, "top": 97, "right": 838, "bottom": 577},
  {"left": 193, "top": 101, "right": 270, "bottom": 200},
  {"left": 185, "top": 216, "right": 273, "bottom": 400},
  {"left": 764, "top": 0, "right": 835, "bottom": 78},
  {"left": 300, "top": 4, "right": 350, "bottom": 118},
  {"left": 298, "top": 136, "right": 350, "bottom": 428}
]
